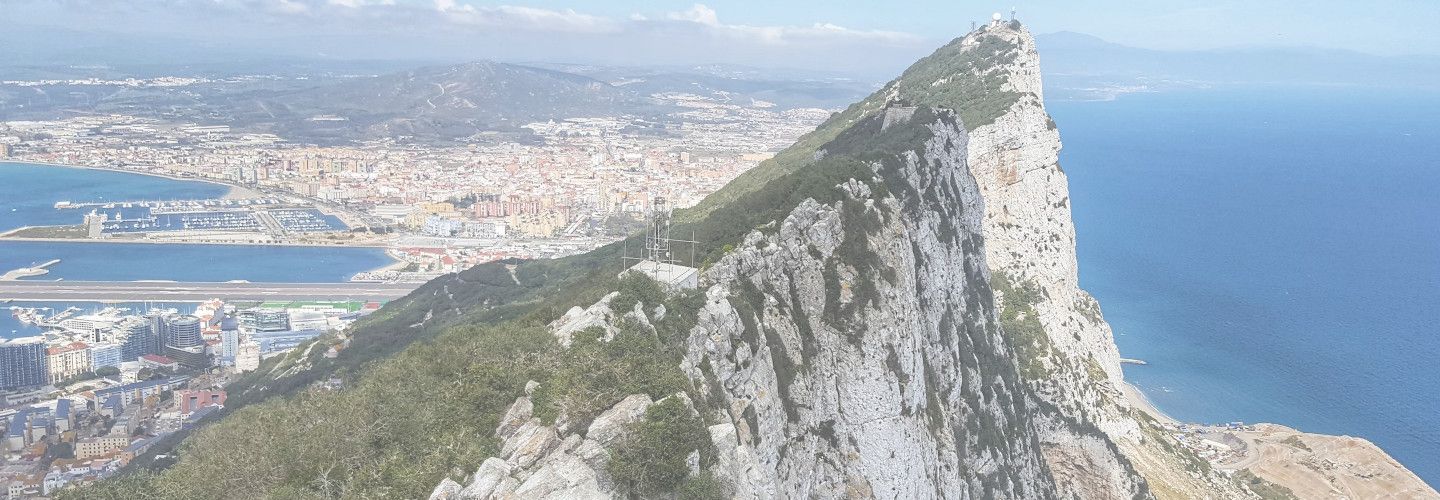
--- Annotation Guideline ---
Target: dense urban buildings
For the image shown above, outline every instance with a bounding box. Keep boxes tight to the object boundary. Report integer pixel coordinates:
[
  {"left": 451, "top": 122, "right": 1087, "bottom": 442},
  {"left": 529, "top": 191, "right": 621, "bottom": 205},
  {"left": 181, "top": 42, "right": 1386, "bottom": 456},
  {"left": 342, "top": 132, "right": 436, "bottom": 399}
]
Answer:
[
  {"left": 0, "top": 339, "right": 48, "bottom": 391},
  {"left": 0, "top": 298, "right": 379, "bottom": 493},
  {"left": 0, "top": 62, "right": 833, "bottom": 497},
  {"left": 0, "top": 94, "right": 829, "bottom": 280}
]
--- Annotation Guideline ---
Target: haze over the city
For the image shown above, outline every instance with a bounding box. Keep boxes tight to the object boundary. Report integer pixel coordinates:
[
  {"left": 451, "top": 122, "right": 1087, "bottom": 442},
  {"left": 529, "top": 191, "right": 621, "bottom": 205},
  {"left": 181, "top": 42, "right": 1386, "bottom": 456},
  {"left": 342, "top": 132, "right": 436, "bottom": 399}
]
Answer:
[
  {"left": 5, "top": 0, "right": 1439, "bottom": 77},
  {"left": 1, "top": 2, "right": 1436, "bottom": 499}
]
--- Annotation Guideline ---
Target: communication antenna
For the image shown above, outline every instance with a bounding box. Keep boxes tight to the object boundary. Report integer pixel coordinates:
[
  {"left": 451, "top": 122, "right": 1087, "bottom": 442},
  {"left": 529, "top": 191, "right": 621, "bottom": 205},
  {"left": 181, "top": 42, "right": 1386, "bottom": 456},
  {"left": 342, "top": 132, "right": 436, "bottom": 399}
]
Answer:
[
  {"left": 622, "top": 196, "right": 698, "bottom": 284},
  {"left": 1011, "top": 7, "right": 1017, "bottom": 21},
  {"left": 645, "top": 197, "right": 673, "bottom": 265}
]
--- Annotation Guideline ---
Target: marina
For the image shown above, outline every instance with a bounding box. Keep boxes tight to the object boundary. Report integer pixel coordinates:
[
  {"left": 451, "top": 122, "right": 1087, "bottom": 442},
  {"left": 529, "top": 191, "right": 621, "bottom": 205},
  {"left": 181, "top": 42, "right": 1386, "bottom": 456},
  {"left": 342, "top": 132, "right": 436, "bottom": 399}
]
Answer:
[
  {"left": 8, "top": 305, "right": 83, "bottom": 329},
  {"left": 67, "top": 197, "right": 348, "bottom": 236}
]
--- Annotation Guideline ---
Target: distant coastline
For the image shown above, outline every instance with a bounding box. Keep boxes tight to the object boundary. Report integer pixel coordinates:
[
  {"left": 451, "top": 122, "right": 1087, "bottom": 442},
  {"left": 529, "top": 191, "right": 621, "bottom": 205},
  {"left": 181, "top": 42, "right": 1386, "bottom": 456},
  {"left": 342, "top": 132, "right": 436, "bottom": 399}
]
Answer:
[
  {"left": 1122, "top": 382, "right": 1178, "bottom": 425},
  {"left": 1, "top": 160, "right": 259, "bottom": 200},
  {"left": 0, "top": 162, "right": 404, "bottom": 280},
  {"left": 0, "top": 232, "right": 390, "bottom": 249},
  {"left": 0, "top": 160, "right": 397, "bottom": 258}
]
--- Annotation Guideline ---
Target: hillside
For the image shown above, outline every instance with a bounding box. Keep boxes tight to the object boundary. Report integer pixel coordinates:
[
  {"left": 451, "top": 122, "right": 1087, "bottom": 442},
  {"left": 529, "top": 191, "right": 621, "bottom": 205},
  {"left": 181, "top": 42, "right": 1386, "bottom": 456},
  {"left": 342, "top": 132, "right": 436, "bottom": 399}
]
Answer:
[
  {"left": 66, "top": 20, "right": 1291, "bottom": 500},
  {"left": 235, "top": 61, "right": 659, "bottom": 143},
  {"left": 0, "top": 61, "right": 663, "bottom": 144}
]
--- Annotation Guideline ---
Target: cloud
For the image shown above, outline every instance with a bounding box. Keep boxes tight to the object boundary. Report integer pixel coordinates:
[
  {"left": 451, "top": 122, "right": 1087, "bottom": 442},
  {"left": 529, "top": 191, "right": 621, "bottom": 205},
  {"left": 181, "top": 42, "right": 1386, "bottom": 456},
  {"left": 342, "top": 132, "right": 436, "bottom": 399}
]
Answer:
[
  {"left": 434, "top": 1, "right": 620, "bottom": 34},
  {"left": 328, "top": 0, "right": 395, "bottom": 8},
  {"left": 666, "top": 4, "right": 720, "bottom": 26},
  {"left": 1, "top": 0, "right": 931, "bottom": 75},
  {"left": 15, "top": 0, "right": 918, "bottom": 44},
  {"left": 655, "top": 3, "right": 921, "bottom": 46},
  {"left": 272, "top": 0, "right": 310, "bottom": 14}
]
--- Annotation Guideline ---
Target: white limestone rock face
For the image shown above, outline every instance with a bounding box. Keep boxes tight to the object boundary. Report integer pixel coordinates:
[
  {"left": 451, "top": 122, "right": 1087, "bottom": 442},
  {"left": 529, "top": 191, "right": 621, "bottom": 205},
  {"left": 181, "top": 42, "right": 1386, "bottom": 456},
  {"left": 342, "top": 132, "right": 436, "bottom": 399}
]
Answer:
[
  {"left": 460, "top": 458, "right": 511, "bottom": 499},
  {"left": 436, "top": 107, "right": 1149, "bottom": 499},
  {"left": 447, "top": 395, "right": 612, "bottom": 500},
  {"left": 428, "top": 478, "right": 462, "bottom": 500},
  {"left": 960, "top": 23, "right": 1135, "bottom": 440},
  {"left": 682, "top": 112, "right": 1131, "bottom": 499},
  {"left": 429, "top": 23, "right": 1216, "bottom": 500},
  {"left": 953, "top": 24, "right": 1254, "bottom": 499},
  {"left": 550, "top": 292, "right": 621, "bottom": 347},
  {"left": 585, "top": 394, "right": 653, "bottom": 447},
  {"left": 442, "top": 391, "right": 699, "bottom": 500}
]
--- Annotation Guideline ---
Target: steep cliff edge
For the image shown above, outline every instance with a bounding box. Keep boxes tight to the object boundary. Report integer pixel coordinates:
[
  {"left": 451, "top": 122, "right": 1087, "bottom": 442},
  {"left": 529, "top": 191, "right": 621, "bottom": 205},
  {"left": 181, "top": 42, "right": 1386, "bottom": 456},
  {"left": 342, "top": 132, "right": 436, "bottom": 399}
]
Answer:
[
  {"left": 432, "top": 21, "right": 1299, "bottom": 499},
  {"left": 430, "top": 21, "right": 1165, "bottom": 499},
  {"left": 69, "top": 20, "right": 1321, "bottom": 500},
  {"left": 433, "top": 102, "right": 1150, "bottom": 499}
]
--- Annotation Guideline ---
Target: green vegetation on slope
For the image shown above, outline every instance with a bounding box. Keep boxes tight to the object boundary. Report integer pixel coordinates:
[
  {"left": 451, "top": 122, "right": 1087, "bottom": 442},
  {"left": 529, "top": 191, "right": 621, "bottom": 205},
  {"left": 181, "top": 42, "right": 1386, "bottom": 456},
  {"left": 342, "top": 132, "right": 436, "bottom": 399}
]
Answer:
[
  {"left": 1235, "top": 470, "right": 1300, "bottom": 500},
  {"left": 66, "top": 25, "right": 1041, "bottom": 493},
  {"left": 115, "top": 249, "right": 631, "bottom": 474},
  {"left": 890, "top": 30, "right": 1023, "bottom": 131},
  {"left": 69, "top": 274, "right": 709, "bottom": 499},
  {"left": 992, "top": 271, "right": 1061, "bottom": 381},
  {"left": 689, "top": 25, "right": 1023, "bottom": 219},
  {"left": 608, "top": 397, "right": 722, "bottom": 497}
]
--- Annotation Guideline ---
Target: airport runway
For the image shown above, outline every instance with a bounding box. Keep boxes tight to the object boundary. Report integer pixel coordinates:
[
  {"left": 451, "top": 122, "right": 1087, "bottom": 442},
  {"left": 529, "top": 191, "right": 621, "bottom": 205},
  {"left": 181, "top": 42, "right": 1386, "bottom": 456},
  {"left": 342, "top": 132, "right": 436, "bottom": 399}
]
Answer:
[{"left": 0, "top": 280, "right": 421, "bottom": 302}]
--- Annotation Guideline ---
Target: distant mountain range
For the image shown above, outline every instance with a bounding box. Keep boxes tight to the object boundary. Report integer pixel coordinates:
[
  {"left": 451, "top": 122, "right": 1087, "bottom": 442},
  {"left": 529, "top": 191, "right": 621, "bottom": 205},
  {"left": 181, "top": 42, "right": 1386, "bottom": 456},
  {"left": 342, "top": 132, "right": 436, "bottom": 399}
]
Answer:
[
  {"left": 232, "top": 61, "right": 661, "bottom": 143},
  {"left": 0, "top": 57, "right": 874, "bottom": 144},
  {"left": 1035, "top": 31, "right": 1440, "bottom": 99},
  {"left": 5, "top": 27, "right": 1437, "bottom": 141},
  {"left": 527, "top": 62, "right": 877, "bottom": 110}
]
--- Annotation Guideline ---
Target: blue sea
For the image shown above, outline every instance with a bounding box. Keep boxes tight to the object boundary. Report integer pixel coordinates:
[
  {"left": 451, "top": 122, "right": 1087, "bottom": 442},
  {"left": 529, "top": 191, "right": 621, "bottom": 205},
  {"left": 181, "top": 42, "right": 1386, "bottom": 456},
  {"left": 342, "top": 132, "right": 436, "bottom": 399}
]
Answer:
[
  {"left": 1051, "top": 86, "right": 1440, "bottom": 484},
  {"left": 0, "top": 162, "right": 229, "bottom": 230},
  {"left": 0, "top": 162, "right": 393, "bottom": 337}
]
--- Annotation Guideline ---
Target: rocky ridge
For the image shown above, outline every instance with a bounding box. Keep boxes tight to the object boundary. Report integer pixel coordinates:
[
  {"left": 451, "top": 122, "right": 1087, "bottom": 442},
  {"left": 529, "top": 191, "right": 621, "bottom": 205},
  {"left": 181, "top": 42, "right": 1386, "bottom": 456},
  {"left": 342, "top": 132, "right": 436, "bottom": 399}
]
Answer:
[
  {"left": 426, "top": 20, "right": 1329, "bottom": 500},
  {"left": 944, "top": 22, "right": 1253, "bottom": 498},
  {"left": 436, "top": 112, "right": 1140, "bottom": 497},
  {"left": 432, "top": 41, "right": 1152, "bottom": 496}
]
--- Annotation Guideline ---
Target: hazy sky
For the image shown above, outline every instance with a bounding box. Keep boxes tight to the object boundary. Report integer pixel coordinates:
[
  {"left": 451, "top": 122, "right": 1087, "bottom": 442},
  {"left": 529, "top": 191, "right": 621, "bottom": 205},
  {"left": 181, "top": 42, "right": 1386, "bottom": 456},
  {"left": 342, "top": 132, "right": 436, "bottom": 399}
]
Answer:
[{"left": 4, "top": 0, "right": 1437, "bottom": 74}]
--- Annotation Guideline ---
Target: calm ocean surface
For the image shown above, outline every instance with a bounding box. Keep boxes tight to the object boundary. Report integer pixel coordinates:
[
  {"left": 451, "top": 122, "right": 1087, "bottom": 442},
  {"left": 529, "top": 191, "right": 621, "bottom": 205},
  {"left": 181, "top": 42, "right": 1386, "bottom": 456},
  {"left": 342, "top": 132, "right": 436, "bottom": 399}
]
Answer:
[
  {"left": 1051, "top": 86, "right": 1440, "bottom": 484},
  {"left": 0, "top": 162, "right": 393, "bottom": 336}
]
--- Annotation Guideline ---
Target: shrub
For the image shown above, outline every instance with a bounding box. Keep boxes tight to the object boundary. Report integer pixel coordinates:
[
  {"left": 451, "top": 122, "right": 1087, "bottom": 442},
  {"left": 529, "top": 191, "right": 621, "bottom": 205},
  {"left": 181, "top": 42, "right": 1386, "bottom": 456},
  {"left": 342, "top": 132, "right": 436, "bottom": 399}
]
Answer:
[
  {"left": 676, "top": 472, "right": 730, "bottom": 500},
  {"left": 608, "top": 397, "right": 716, "bottom": 495},
  {"left": 610, "top": 272, "right": 666, "bottom": 315},
  {"left": 992, "top": 272, "right": 1059, "bottom": 380},
  {"left": 531, "top": 318, "right": 690, "bottom": 427}
]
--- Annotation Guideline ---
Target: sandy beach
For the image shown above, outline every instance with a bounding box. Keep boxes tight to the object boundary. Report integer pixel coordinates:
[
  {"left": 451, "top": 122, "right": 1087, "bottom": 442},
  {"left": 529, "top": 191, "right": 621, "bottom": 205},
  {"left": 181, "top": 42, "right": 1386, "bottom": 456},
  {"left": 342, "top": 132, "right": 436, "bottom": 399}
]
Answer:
[{"left": 1122, "top": 382, "right": 1179, "bottom": 426}]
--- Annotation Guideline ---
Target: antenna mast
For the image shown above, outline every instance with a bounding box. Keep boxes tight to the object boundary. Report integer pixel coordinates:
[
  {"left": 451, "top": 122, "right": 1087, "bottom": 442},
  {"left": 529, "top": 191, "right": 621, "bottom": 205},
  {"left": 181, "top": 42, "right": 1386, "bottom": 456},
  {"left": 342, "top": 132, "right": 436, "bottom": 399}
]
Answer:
[
  {"left": 621, "top": 195, "right": 700, "bottom": 286},
  {"left": 645, "top": 197, "right": 674, "bottom": 265}
]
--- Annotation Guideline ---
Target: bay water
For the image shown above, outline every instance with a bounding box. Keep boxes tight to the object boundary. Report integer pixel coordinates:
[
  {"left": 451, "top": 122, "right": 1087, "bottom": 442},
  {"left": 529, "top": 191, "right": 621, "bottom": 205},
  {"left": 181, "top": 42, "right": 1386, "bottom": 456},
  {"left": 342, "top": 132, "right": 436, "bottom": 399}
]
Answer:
[{"left": 1052, "top": 86, "right": 1440, "bottom": 483}]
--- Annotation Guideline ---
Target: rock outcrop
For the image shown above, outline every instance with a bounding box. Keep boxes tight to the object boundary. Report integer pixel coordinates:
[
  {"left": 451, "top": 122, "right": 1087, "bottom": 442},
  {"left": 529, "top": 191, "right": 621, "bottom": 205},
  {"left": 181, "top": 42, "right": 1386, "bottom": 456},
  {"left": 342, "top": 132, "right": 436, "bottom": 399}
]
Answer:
[
  {"left": 951, "top": 24, "right": 1264, "bottom": 498},
  {"left": 431, "top": 383, "right": 684, "bottom": 500},
  {"left": 434, "top": 20, "right": 1254, "bottom": 500},
  {"left": 962, "top": 24, "right": 1130, "bottom": 423},
  {"left": 681, "top": 111, "right": 1067, "bottom": 498}
]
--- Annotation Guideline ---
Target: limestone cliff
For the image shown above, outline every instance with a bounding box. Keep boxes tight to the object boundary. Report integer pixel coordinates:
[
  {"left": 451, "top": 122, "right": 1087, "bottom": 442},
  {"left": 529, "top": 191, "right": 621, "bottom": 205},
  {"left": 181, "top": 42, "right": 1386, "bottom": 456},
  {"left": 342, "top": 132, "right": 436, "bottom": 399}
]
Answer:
[
  {"left": 961, "top": 25, "right": 1131, "bottom": 428},
  {"left": 431, "top": 20, "right": 1257, "bottom": 500},
  {"left": 435, "top": 104, "right": 1148, "bottom": 500}
]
